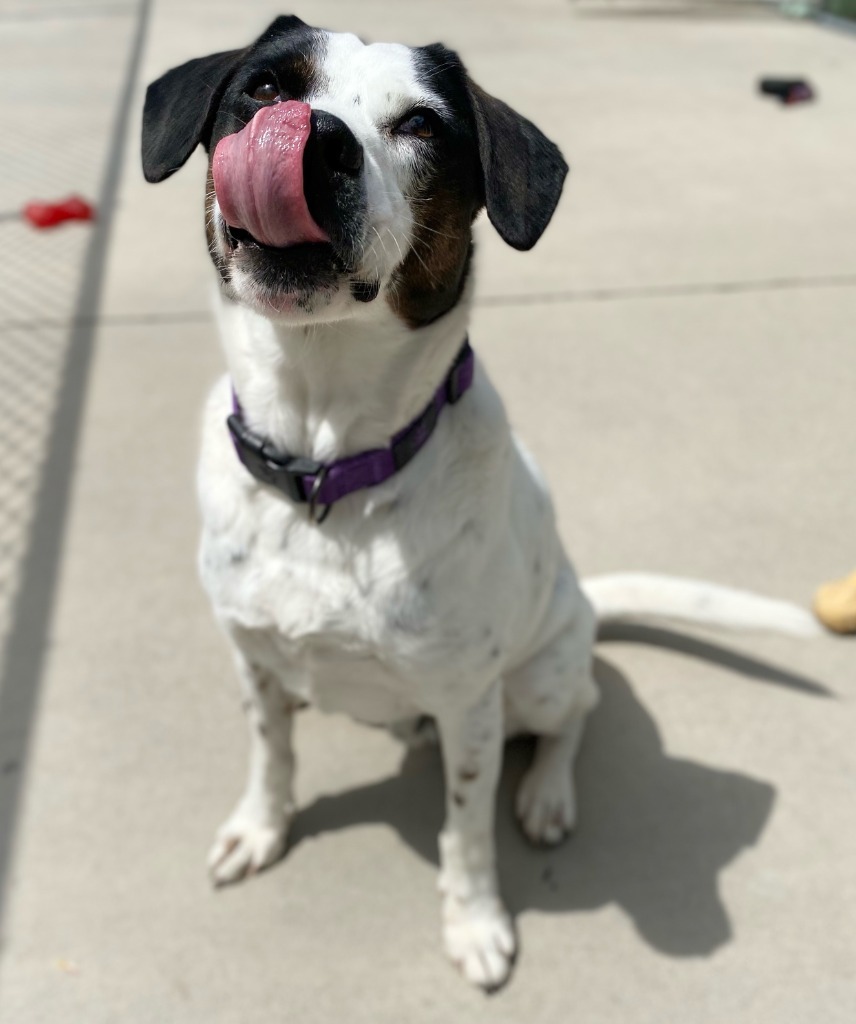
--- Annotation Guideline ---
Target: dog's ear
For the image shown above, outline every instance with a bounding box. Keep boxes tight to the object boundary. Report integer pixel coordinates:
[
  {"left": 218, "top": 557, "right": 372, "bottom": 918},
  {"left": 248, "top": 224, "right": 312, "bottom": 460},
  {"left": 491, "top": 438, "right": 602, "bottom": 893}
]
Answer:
[
  {"left": 142, "top": 49, "right": 247, "bottom": 183},
  {"left": 141, "top": 17, "right": 310, "bottom": 184},
  {"left": 467, "top": 81, "right": 569, "bottom": 251}
]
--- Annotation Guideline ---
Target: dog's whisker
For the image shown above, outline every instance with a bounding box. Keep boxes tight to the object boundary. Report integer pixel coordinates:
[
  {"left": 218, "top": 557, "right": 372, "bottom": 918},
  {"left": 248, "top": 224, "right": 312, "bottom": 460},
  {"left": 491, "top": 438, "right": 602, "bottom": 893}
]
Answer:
[
  {"left": 404, "top": 240, "right": 440, "bottom": 286},
  {"left": 413, "top": 222, "right": 458, "bottom": 242}
]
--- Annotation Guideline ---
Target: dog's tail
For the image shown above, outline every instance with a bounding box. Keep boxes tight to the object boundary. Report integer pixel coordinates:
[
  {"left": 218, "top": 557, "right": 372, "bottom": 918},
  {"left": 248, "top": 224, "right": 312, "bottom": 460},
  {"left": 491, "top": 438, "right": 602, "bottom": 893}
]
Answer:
[{"left": 581, "top": 572, "right": 820, "bottom": 637}]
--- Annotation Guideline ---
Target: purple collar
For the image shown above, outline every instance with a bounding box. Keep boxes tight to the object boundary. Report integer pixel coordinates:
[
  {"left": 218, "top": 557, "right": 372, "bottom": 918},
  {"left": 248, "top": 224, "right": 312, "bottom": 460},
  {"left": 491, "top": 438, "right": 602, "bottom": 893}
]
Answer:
[{"left": 227, "top": 339, "right": 474, "bottom": 523}]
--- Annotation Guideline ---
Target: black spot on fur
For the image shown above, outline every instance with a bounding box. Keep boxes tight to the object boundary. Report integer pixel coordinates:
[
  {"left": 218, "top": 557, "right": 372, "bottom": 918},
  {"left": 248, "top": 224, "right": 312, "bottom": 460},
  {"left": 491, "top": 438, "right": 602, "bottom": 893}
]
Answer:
[
  {"left": 461, "top": 519, "right": 484, "bottom": 542},
  {"left": 350, "top": 279, "right": 380, "bottom": 303},
  {"left": 388, "top": 601, "right": 428, "bottom": 636}
]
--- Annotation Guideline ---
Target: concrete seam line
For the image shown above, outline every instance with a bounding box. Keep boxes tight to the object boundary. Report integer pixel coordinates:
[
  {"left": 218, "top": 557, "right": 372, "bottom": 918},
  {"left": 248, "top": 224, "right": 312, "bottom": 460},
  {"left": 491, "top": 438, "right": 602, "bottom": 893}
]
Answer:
[
  {"left": 475, "top": 273, "right": 856, "bottom": 308},
  {"left": 0, "top": 0, "right": 152, "bottom": 946},
  {"left": 1, "top": 271, "right": 856, "bottom": 335}
]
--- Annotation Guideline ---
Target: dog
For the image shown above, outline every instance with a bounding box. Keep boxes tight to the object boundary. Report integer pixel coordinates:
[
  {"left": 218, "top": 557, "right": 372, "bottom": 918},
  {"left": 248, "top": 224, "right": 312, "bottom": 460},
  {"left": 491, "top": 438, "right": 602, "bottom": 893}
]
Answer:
[{"left": 141, "top": 15, "right": 818, "bottom": 989}]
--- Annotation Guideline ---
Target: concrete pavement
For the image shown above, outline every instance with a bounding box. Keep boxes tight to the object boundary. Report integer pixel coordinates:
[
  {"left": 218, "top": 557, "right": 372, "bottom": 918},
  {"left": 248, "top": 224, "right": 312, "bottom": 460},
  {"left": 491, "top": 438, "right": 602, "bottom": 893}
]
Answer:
[{"left": 0, "top": 1, "right": 854, "bottom": 1020}]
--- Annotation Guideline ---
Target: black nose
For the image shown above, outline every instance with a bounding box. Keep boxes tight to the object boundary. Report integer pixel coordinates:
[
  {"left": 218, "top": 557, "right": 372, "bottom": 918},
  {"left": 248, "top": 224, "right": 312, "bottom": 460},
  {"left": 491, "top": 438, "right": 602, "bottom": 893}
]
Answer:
[
  {"left": 302, "top": 109, "right": 365, "bottom": 260},
  {"left": 308, "top": 110, "right": 363, "bottom": 176}
]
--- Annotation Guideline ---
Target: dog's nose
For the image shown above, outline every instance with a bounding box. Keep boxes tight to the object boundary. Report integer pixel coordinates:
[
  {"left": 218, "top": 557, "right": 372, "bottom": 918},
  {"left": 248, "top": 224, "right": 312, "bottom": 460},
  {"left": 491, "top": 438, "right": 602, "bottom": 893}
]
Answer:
[
  {"left": 301, "top": 109, "right": 365, "bottom": 254},
  {"left": 308, "top": 110, "right": 364, "bottom": 176}
]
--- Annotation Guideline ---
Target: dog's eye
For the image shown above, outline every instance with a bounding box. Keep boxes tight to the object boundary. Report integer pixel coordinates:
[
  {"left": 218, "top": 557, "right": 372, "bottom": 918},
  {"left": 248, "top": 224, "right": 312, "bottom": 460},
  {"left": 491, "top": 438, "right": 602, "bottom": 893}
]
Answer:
[
  {"left": 249, "top": 79, "right": 280, "bottom": 104},
  {"left": 394, "top": 110, "right": 437, "bottom": 139}
]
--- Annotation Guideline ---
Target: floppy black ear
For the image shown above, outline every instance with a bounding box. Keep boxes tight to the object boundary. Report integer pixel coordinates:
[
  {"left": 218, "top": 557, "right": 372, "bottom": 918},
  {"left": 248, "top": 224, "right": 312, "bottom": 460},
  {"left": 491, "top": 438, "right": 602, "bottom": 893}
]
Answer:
[
  {"left": 141, "top": 48, "right": 245, "bottom": 183},
  {"left": 141, "top": 16, "right": 310, "bottom": 184},
  {"left": 467, "top": 82, "right": 569, "bottom": 251}
]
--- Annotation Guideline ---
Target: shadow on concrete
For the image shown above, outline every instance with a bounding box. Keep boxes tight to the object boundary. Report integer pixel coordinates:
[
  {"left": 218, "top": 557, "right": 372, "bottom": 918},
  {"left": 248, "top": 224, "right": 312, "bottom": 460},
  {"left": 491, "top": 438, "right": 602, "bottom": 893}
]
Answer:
[
  {"left": 599, "top": 623, "right": 833, "bottom": 698},
  {"left": 290, "top": 655, "right": 777, "bottom": 958},
  {"left": 0, "top": 0, "right": 151, "bottom": 944}
]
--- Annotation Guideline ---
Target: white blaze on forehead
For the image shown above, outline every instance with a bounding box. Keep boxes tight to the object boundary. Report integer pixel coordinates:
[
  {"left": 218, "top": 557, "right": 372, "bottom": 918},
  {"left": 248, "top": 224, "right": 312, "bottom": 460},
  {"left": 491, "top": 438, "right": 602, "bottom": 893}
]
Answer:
[
  {"left": 303, "top": 31, "right": 450, "bottom": 284},
  {"left": 310, "top": 32, "right": 448, "bottom": 123}
]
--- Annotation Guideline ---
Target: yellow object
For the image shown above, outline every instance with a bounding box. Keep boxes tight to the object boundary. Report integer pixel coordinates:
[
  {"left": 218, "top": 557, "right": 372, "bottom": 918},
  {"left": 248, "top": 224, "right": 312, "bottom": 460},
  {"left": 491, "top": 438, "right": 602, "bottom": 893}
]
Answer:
[{"left": 813, "top": 569, "right": 856, "bottom": 635}]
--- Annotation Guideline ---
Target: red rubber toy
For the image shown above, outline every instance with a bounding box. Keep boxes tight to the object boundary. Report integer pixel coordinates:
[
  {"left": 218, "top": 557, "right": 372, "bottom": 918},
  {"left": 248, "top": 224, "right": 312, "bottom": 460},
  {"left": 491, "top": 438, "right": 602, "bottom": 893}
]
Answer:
[{"left": 23, "top": 195, "right": 95, "bottom": 229}]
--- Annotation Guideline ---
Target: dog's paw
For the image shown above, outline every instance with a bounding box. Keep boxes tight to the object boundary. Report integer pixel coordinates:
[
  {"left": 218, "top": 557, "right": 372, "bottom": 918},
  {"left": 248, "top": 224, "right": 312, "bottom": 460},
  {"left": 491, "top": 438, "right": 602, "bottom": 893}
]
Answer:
[
  {"left": 207, "top": 808, "right": 290, "bottom": 886},
  {"left": 515, "top": 761, "right": 576, "bottom": 846},
  {"left": 442, "top": 894, "right": 516, "bottom": 991}
]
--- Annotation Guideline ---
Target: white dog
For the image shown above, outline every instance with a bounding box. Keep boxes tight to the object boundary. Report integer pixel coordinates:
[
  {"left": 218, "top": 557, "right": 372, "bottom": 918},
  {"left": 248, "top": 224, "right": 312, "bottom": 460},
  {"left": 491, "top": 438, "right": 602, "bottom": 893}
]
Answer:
[{"left": 142, "top": 15, "right": 817, "bottom": 989}]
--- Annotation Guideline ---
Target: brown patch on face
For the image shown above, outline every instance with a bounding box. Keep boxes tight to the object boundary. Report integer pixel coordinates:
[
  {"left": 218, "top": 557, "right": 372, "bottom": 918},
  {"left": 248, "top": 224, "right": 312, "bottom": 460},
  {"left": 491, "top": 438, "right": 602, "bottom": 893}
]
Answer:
[
  {"left": 384, "top": 44, "right": 485, "bottom": 328},
  {"left": 387, "top": 183, "right": 475, "bottom": 328}
]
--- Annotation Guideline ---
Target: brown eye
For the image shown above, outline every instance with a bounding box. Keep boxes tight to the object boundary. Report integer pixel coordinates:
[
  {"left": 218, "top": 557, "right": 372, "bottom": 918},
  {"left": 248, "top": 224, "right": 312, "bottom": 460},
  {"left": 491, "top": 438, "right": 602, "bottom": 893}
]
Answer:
[
  {"left": 251, "top": 80, "right": 279, "bottom": 103},
  {"left": 395, "top": 111, "right": 435, "bottom": 139}
]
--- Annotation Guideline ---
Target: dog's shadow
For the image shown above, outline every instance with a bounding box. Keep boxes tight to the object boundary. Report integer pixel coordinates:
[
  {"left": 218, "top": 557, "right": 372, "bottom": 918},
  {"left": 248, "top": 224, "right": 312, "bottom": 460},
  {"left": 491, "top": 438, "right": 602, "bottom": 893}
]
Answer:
[{"left": 289, "top": 640, "right": 826, "bottom": 957}]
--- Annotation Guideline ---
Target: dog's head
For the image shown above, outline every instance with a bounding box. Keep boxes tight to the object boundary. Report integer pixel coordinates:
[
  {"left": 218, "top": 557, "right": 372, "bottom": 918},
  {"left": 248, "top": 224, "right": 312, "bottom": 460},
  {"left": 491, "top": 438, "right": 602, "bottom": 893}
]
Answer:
[{"left": 142, "top": 15, "right": 568, "bottom": 327}]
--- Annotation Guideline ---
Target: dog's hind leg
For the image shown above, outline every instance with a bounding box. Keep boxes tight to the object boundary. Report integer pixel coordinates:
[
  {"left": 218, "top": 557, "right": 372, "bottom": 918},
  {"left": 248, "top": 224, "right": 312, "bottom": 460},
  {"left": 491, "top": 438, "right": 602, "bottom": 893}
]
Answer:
[
  {"left": 208, "top": 628, "right": 297, "bottom": 886},
  {"left": 433, "top": 679, "right": 516, "bottom": 990},
  {"left": 505, "top": 575, "right": 599, "bottom": 846},
  {"left": 514, "top": 711, "right": 587, "bottom": 845}
]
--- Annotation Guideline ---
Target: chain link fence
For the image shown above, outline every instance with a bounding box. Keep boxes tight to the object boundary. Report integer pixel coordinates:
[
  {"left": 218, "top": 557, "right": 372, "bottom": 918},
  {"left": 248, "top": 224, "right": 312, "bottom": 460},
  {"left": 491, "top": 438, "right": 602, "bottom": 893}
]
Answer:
[{"left": 0, "top": 1, "right": 136, "bottom": 655}]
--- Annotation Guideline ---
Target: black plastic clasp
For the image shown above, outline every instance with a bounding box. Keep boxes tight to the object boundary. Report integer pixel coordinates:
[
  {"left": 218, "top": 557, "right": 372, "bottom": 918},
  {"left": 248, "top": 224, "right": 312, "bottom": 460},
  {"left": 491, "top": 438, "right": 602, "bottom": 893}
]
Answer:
[{"left": 227, "top": 414, "right": 323, "bottom": 504}]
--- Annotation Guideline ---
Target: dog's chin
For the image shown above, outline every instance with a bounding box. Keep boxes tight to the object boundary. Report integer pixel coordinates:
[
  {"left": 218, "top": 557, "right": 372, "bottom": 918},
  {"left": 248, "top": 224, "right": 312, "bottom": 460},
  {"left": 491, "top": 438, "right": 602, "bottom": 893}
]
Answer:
[{"left": 222, "top": 228, "right": 349, "bottom": 320}]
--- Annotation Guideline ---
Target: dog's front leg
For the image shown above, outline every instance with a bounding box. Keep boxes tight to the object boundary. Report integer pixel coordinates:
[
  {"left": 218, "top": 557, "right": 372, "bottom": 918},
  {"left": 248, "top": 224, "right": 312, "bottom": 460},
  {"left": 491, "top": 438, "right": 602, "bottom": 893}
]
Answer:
[
  {"left": 208, "top": 633, "right": 296, "bottom": 886},
  {"left": 434, "top": 679, "right": 515, "bottom": 990}
]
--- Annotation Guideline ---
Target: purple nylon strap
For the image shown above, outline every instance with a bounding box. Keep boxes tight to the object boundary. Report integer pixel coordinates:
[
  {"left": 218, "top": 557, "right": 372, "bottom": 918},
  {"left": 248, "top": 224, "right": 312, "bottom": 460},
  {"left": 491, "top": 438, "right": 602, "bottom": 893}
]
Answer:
[{"left": 227, "top": 339, "right": 474, "bottom": 519}]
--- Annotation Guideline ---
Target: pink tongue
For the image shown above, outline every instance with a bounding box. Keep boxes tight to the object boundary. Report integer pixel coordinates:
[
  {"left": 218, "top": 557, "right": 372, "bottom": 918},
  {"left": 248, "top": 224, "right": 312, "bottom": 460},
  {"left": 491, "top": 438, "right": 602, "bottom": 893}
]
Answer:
[{"left": 212, "top": 101, "right": 329, "bottom": 248}]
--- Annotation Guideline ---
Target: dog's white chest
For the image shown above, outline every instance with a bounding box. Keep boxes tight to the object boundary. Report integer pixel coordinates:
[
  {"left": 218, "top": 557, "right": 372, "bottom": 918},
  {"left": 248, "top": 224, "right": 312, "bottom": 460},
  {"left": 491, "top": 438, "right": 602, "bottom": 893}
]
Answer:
[
  {"left": 198, "top": 482, "right": 448, "bottom": 722},
  {"left": 270, "top": 641, "right": 419, "bottom": 723},
  {"left": 196, "top": 370, "right": 565, "bottom": 725}
]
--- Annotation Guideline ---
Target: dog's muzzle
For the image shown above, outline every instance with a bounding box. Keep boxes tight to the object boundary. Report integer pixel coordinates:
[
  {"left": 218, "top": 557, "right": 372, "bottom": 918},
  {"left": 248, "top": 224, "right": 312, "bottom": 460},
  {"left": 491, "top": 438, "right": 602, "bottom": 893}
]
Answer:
[{"left": 213, "top": 100, "right": 363, "bottom": 250}]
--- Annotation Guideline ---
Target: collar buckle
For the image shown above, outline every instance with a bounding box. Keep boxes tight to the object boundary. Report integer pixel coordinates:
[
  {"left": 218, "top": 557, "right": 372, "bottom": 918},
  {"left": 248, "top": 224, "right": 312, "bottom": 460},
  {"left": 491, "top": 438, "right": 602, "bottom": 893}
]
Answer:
[
  {"left": 227, "top": 414, "right": 323, "bottom": 505},
  {"left": 227, "top": 337, "right": 474, "bottom": 520}
]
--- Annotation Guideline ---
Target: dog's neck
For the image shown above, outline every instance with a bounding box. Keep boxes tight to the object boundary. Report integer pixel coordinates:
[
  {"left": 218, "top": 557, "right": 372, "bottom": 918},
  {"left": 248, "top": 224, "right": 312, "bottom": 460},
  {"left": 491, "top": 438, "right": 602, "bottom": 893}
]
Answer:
[{"left": 216, "top": 286, "right": 474, "bottom": 463}]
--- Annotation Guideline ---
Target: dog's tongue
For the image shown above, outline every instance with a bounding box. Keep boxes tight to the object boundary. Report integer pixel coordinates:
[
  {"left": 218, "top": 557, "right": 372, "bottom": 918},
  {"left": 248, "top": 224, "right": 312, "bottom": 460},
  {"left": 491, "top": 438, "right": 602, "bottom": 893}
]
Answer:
[{"left": 212, "top": 101, "right": 329, "bottom": 248}]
